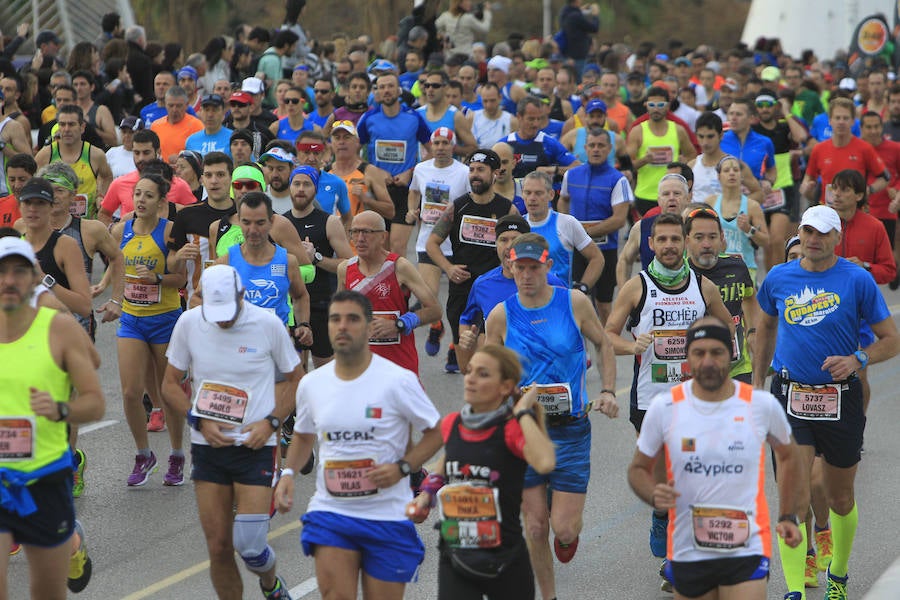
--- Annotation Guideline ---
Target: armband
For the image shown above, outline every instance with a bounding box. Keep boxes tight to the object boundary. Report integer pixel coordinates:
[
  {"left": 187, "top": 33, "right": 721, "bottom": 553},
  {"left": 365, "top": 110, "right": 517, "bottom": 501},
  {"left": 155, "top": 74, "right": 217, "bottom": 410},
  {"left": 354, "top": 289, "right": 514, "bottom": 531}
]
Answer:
[
  {"left": 396, "top": 311, "right": 420, "bottom": 335},
  {"left": 419, "top": 473, "right": 446, "bottom": 507},
  {"left": 299, "top": 263, "right": 316, "bottom": 284}
]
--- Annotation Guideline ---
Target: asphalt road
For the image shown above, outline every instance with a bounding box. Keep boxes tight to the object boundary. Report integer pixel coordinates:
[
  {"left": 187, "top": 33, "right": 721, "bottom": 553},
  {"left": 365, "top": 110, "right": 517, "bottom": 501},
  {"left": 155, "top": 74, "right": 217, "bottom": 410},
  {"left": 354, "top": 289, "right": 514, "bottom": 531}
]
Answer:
[{"left": 9, "top": 272, "right": 900, "bottom": 600}]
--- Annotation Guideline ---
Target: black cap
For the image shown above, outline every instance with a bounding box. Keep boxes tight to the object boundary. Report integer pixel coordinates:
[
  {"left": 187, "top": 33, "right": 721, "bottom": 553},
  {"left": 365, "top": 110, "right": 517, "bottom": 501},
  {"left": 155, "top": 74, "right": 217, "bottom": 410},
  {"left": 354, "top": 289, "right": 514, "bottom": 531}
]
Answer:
[
  {"left": 119, "top": 115, "right": 144, "bottom": 130},
  {"left": 19, "top": 178, "right": 55, "bottom": 203},
  {"left": 35, "top": 30, "right": 61, "bottom": 46},
  {"left": 466, "top": 149, "right": 501, "bottom": 170},
  {"left": 201, "top": 94, "right": 225, "bottom": 107},
  {"left": 230, "top": 129, "right": 254, "bottom": 146},
  {"left": 495, "top": 214, "right": 530, "bottom": 236}
]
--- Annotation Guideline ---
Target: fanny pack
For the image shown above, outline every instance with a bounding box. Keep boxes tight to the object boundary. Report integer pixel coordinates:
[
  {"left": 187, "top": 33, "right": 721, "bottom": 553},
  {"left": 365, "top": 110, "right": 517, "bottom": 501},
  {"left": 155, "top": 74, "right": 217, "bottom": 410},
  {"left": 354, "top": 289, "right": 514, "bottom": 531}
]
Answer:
[{"left": 445, "top": 543, "right": 522, "bottom": 581}]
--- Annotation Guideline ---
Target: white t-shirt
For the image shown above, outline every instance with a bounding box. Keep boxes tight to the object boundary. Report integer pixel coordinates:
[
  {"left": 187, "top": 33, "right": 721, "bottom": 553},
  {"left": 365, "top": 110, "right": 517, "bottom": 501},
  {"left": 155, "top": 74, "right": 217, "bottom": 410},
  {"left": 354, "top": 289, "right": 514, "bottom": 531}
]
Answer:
[
  {"left": 295, "top": 354, "right": 440, "bottom": 521},
  {"left": 269, "top": 191, "right": 293, "bottom": 216},
  {"left": 637, "top": 381, "right": 791, "bottom": 563},
  {"left": 106, "top": 146, "right": 136, "bottom": 179},
  {"left": 166, "top": 302, "right": 301, "bottom": 446},
  {"left": 410, "top": 158, "right": 470, "bottom": 254}
]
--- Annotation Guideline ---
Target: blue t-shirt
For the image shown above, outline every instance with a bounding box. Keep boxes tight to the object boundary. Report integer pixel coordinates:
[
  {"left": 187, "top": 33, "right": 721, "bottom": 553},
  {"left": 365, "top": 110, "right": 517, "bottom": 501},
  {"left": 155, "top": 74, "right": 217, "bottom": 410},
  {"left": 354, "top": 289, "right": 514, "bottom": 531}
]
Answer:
[
  {"left": 461, "top": 95, "right": 483, "bottom": 112},
  {"left": 139, "top": 103, "right": 197, "bottom": 126},
  {"left": 275, "top": 117, "right": 315, "bottom": 144},
  {"left": 809, "top": 112, "right": 862, "bottom": 142},
  {"left": 460, "top": 265, "right": 566, "bottom": 327},
  {"left": 357, "top": 104, "right": 432, "bottom": 176},
  {"left": 308, "top": 111, "right": 330, "bottom": 130},
  {"left": 399, "top": 70, "right": 421, "bottom": 92},
  {"left": 505, "top": 131, "right": 577, "bottom": 179},
  {"left": 720, "top": 130, "right": 776, "bottom": 180},
  {"left": 315, "top": 171, "right": 351, "bottom": 215},
  {"left": 185, "top": 127, "right": 234, "bottom": 157},
  {"left": 757, "top": 257, "right": 890, "bottom": 384}
]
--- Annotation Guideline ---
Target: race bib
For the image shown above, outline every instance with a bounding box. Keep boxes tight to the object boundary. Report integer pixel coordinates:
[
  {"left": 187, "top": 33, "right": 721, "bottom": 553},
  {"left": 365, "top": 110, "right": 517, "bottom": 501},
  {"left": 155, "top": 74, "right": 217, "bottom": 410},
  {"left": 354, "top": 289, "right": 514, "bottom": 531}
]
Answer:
[
  {"left": 70, "top": 194, "right": 88, "bottom": 217},
  {"left": 438, "top": 483, "right": 502, "bottom": 549},
  {"left": 124, "top": 276, "right": 161, "bottom": 305},
  {"left": 691, "top": 505, "right": 751, "bottom": 551},
  {"left": 524, "top": 383, "right": 572, "bottom": 416},
  {"left": 653, "top": 329, "right": 687, "bottom": 361},
  {"left": 420, "top": 201, "right": 449, "bottom": 225},
  {"left": 761, "top": 188, "right": 786, "bottom": 212},
  {"left": 192, "top": 380, "right": 251, "bottom": 424},
  {"left": 0, "top": 417, "right": 35, "bottom": 461},
  {"left": 459, "top": 215, "right": 498, "bottom": 246},
  {"left": 370, "top": 311, "right": 400, "bottom": 345},
  {"left": 580, "top": 220, "right": 608, "bottom": 245},
  {"left": 375, "top": 140, "right": 407, "bottom": 164},
  {"left": 324, "top": 458, "right": 377, "bottom": 497},
  {"left": 648, "top": 146, "right": 674, "bottom": 165},
  {"left": 788, "top": 383, "right": 841, "bottom": 421}
]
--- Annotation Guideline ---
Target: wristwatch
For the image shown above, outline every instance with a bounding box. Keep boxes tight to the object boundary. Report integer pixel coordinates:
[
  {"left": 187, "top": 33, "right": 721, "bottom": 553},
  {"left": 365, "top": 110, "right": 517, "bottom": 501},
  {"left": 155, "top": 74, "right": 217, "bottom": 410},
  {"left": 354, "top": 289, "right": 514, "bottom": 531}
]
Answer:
[
  {"left": 155, "top": 272, "right": 163, "bottom": 284},
  {"left": 748, "top": 225, "right": 759, "bottom": 237},
  {"left": 55, "top": 402, "right": 69, "bottom": 422},
  {"left": 395, "top": 317, "right": 407, "bottom": 332},
  {"left": 778, "top": 513, "right": 800, "bottom": 526},
  {"left": 312, "top": 251, "right": 323, "bottom": 265},
  {"left": 264, "top": 414, "right": 281, "bottom": 431},
  {"left": 41, "top": 274, "right": 56, "bottom": 289},
  {"left": 396, "top": 459, "right": 412, "bottom": 476},
  {"left": 854, "top": 350, "right": 869, "bottom": 370},
  {"left": 571, "top": 281, "right": 590, "bottom": 295}
]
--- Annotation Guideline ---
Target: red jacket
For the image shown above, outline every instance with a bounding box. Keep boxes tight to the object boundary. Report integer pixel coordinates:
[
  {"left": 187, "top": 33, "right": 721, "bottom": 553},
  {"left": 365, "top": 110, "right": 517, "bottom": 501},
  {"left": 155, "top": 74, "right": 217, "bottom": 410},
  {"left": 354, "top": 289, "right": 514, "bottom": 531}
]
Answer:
[{"left": 836, "top": 209, "right": 897, "bottom": 284}]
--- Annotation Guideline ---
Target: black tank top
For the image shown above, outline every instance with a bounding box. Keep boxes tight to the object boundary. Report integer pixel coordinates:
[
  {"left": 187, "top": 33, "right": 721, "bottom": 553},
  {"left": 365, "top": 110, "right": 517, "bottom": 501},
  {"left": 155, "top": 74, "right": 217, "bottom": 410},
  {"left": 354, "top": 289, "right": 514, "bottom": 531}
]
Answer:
[
  {"left": 444, "top": 414, "right": 527, "bottom": 550},
  {"left": 549, "top": 96, "right": 566, "bottom": 122},
  {"left": 281, "top": 207, "right": 336, "bottom": 305},
  {"left": 35, "top": 231, "right": 69, "bottom": 289}
]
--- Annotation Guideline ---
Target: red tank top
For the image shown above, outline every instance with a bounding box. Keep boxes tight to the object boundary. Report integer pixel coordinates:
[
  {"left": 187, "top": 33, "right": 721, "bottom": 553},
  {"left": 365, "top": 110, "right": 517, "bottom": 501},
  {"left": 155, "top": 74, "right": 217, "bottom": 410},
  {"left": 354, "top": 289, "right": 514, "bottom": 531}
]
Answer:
[{"left": 344, "top": 253, "right": 419, "bottom": 374}]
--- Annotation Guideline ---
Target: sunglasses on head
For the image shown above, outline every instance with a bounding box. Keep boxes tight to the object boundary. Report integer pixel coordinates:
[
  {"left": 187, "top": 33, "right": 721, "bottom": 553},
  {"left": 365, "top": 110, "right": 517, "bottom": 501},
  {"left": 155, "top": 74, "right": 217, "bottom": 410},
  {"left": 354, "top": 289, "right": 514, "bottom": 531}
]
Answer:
[
  {"left": 687, "top": 206, "right": 719, "bottom": 219},
  {"left": 232, "top": 180, "right": 261, "bottom": 191}
]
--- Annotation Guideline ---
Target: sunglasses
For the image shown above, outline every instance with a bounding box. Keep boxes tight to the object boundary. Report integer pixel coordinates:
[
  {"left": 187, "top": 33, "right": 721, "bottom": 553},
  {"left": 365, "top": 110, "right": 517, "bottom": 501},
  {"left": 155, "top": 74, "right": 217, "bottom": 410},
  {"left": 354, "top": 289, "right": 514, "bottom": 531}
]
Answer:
[
  {"left": 232, "top": 180, "right": 261, "bottom": 191},
  {"left": 647, "top": 101, "right": 667, "bottom": 109},
  {"left": 284, "top": 97, "right": 303, "bottom": 105},
  {"left": 422, "top": 83, "right": 444, "bottom": 89},
  {"left": 229, "top": 102, "right": 248, "bottom": 108},
  {"left": 687, "top": 206, "right": 719, "bottom": 219},
  {"left": 314, "top": 88, "right": 331, "bottom": 94},
  {"left": 755, "top": 100, "right": 776, "bottom": 108}
]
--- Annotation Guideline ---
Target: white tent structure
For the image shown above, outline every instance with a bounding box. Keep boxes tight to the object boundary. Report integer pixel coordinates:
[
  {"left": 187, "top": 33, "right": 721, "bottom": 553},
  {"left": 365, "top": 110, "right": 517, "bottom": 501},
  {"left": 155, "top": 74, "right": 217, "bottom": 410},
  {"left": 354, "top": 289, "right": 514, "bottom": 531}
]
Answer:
[{"left": 741, "top": 0, "right": 893, "bottom": 60}]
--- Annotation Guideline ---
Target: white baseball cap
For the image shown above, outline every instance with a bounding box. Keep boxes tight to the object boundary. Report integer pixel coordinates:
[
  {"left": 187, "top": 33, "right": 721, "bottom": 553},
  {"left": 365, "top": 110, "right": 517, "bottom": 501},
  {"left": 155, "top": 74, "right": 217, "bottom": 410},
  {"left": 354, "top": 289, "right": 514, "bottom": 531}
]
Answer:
[
  {"left": 200, "top": 265, "right": 242, "bottom": 323},
  {"left": 487, "top": 55, "right": 512, "bottom": 74},
  {"left": 800, "top": 205, "right": 842, "bottom": 234},
  {"left": 241, "top": 77, "right": 265, "bottom": 95},
  {"left": 0, "top": 237, "right": 37, "bottom": 266}
]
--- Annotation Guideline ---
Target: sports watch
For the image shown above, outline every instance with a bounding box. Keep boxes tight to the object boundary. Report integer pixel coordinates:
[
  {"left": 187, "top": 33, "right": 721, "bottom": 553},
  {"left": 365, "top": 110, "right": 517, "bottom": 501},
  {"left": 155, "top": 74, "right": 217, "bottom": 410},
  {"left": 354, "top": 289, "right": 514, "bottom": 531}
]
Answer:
[
  {"left": 396, "top": 459, "right": 412, "bottom": 476},
  {"left": 55, "top": 402, "right": 69, "bottom": 422},
  {"left": 854, "top": 350, "right": 869, "bottom": 370},
  {"left": 264, "top": 414, "right": 281, "bottom": 430}
]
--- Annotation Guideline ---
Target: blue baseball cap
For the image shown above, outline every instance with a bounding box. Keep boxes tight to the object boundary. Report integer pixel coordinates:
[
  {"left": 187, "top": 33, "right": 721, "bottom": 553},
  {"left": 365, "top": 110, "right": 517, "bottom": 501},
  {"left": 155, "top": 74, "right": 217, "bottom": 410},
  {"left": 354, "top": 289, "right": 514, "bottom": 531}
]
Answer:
[
  {"left": 582, "top": 63, "right": 601, "bottom": 75},
  {"left": 585, "top": 99, "right": 607, "bottom": 113}
]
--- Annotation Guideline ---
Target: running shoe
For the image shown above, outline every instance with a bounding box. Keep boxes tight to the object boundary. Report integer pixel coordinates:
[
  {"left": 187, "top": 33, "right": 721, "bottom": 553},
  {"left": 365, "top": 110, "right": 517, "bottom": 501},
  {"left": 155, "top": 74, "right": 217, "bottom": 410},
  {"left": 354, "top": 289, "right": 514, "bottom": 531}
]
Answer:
[
  {"left": 650, "top": 511, "right": 668, "bottom": 558},
  {"left": 824, "top": 568, "right": 848, "bottom": 600},
  {"left": 163, "top": 454, "right": 185, "bottom": 486},
  {"left": 445, "top": 347, "right": 459, "bottom": 374},
  {"left": 300, "top": 448, "right": 316, "bottom": 475},
  {"left": 127, "top": 452, "right": 158, "bottom": 486},
  {"left": 8, "top": 542, "right": 20, "bottom": 556},
  {"left": 659, "top": 559, "right": 673, "bottom": 593},
  {"left": 425, "top": 322, "right": 444, "bottom": 356},
  {"left": 805, "top": 551, "right": 819, "bottom": 587},
  {"left": 147, "top": 409, "right": 166, "bottom": 432},
  {"left": 553, "top": 535, "right": 578, "bottom": 563},
  {"left": 72, "top": 448, "right": 86, "bottom": 499},
  {"left": 260, "top": 574, "right": 293, "bottom": 599},
  {"left": 783, "top": 593, "right": 802, "bottom": 600},
  {"left": 815, "top": 528, "right": 833, "bottom": 572},
  {"left": 67, "top": 520, "right": 92, "bottom": 593}
]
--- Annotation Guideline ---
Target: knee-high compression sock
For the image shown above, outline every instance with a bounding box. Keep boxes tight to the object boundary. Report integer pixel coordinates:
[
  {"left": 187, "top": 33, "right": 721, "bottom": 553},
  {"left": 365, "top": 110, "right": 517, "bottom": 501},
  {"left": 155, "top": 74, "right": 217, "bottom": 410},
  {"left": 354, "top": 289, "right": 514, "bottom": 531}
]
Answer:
[
  {"left": 778, "top": 523, "right": 807, "bottom": 598},
  {"left": 828, "top": 503, "right": 858, "bottom": 577}
]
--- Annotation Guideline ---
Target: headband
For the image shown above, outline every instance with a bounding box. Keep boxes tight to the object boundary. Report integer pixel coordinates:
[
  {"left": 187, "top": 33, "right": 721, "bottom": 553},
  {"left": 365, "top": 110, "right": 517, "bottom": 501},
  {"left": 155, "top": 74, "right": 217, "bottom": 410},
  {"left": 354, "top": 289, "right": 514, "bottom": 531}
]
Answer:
[{"left": 686, "top": 324, "right": 733, "bottom": 352}]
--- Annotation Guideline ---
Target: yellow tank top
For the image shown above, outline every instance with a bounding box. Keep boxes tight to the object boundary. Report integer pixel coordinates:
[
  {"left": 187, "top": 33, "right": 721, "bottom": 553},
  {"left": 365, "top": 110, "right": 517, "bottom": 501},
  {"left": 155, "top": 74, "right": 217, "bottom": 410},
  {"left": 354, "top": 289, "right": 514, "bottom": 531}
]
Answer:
[
  {"left": 121, "top": 218, "right": 181, "bottom": 316},
  {"left": 635, "top": 120, "right": 679, "bottom": 201},
  {"left": 50, "top": 142, "right": 98, "bottom": 218},
  {"left": 0, "top": 308, "right": 72, "bottom": 473}
]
